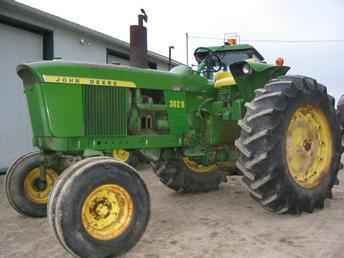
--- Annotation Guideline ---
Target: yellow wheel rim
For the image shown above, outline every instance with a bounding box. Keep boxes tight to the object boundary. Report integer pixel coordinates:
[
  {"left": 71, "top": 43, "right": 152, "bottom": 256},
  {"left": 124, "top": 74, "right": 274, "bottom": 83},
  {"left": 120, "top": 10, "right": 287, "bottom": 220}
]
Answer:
[
  {"left": 24, "top": 168, "right": 58, "bottom": 204},
  {"left": 286, "top": 105, "right": 333, "bottom": 189},
  {"left": 183, "top": 157, "right": 217, "bottom": 173},
  {"left": 113, "top": 149, "right": 130, "bottom": 162},
  {"left": 81, "top": 184, "right": 134, "bottom": 241}
]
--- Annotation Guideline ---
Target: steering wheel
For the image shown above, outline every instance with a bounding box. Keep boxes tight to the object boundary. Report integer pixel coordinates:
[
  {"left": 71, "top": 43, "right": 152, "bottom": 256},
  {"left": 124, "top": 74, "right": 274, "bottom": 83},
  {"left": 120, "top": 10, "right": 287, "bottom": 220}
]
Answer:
[{"left": 194, "top": 47, "right": 224, "bottom": 73}]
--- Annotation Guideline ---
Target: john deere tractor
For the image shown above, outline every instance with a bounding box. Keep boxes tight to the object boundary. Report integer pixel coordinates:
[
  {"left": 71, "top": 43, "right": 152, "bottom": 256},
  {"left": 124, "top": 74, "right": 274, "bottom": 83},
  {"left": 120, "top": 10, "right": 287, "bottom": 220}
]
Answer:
[{"left": 6, "top": 42, "right": 341, "bottom": 258}]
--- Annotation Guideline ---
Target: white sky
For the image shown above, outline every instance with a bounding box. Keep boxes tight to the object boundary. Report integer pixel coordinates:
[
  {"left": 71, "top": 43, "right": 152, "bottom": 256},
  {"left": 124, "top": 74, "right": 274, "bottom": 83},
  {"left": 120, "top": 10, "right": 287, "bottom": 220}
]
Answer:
[{"left": 18, "top": 0, "right": 344, "bottom": 99}]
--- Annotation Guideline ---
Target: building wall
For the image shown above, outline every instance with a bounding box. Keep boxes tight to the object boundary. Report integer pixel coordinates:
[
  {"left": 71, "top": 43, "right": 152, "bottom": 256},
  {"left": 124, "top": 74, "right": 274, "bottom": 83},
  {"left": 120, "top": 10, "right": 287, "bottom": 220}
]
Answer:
[
  {"left": 107, "top": 53, "right": 130, "bottom": 65},
  {"left": 54, "top": 28, "right": 107, "bottom": 63},
  {"left": 0, "top": 6, "right": 125, "bottom": 63},
  {"left": 155, "top": 60, "right": 169, "bottom": 71},
  {"left": 0, "top": 22, "right": 43, "bottom": 169}
]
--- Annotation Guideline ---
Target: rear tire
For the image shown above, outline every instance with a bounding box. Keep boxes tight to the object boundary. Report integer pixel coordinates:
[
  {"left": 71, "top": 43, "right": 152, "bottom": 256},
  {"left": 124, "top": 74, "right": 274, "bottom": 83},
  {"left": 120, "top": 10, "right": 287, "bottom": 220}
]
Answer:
[
  {"left": 48, "top": 157, "right": 150, "bottom": 258},
  {"left": 155, "top": 158, "right": 225, "bottom": 193},
  {"left": 5, "top": 152, "right": 58, "bottom": 217},
  {"left": 235, "top": 76, "right": 341, "bottom": 214}
]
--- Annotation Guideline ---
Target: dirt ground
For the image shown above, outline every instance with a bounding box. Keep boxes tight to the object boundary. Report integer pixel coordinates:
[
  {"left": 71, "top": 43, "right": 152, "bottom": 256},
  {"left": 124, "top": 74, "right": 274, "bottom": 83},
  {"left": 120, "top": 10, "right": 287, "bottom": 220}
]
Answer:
[{"left": 1, "top": 168, "right": 344, "bottom": 258}]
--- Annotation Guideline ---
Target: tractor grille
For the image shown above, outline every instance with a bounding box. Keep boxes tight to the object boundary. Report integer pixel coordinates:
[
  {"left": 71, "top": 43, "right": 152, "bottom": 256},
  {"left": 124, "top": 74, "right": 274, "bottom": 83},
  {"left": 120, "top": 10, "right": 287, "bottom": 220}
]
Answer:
[{"left": 83, "top": 85, "right": 128, "bottom": 136}]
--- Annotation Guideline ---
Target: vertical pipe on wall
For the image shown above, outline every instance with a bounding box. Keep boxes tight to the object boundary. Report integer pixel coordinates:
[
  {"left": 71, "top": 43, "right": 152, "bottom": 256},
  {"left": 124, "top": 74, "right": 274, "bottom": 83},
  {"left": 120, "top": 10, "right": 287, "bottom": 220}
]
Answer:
[{"left": 168, "top": 45, "right": 174, "bottom": 70}]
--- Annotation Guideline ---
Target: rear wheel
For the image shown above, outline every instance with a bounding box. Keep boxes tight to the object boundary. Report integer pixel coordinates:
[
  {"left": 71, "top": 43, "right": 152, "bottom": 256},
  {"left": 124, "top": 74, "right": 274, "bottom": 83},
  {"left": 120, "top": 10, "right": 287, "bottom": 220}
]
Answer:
[
  {"left": 155, "top": 157, "right": 225, "bottom": 193},
  {"left": 48, "top": 157, "right": 150, "bottom": 258},
  {"left": 235, "top": 76, "right": 341, "bottom": 214},
  {"left": 5, "top": 152, "right": 58, "bottom": 217}
]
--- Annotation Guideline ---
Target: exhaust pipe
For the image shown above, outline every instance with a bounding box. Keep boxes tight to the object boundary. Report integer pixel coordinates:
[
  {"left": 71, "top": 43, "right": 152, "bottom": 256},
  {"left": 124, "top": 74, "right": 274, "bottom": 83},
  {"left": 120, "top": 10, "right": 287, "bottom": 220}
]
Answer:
[{"left": 130, "top": 9, "right": 148, "bottom": 68}]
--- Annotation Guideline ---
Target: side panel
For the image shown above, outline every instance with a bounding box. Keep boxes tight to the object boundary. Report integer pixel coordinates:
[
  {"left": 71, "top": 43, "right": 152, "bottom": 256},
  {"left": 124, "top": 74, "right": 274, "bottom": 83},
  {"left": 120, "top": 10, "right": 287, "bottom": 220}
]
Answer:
[
  {"left": 40, "top": 84, "right": 84, "bottom": 137},
  {"left": 165, "top": 91, "right": 188, "bottom": 135},
  {"left": 25, "top": 85, "right": 49, "bottom": 136}
]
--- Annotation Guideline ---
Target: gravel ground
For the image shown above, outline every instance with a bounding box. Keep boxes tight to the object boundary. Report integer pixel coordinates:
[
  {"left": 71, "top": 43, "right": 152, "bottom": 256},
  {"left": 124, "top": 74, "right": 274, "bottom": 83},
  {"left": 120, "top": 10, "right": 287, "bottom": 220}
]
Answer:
[{"left": 1, "top": 168, "right": 344, "bottom": 258}]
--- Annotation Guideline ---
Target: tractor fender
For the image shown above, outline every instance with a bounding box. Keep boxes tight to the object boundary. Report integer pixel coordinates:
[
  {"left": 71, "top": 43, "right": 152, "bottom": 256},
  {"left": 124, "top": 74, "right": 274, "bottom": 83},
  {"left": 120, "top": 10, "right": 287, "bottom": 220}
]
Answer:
[{"left": 230, "top": 61, "right": 290, "bottom": 102}]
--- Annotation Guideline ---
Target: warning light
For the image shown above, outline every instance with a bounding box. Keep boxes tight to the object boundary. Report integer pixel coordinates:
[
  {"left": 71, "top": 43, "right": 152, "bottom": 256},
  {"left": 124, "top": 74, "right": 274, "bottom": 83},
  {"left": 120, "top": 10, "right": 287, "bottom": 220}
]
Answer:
[
  {"left": 227, "top": 38, "right": 237, "bottom": 45},
  {"left": 275, "top": 57, "right": 284, "bottom": 66}
]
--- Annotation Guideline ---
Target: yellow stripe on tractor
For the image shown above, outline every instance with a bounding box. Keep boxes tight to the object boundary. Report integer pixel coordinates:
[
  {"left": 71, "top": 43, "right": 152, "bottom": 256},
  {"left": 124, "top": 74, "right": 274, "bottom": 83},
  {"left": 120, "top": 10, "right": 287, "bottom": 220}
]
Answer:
[{"left": 42, "top": 75, "right": 136, "bottom": 88}]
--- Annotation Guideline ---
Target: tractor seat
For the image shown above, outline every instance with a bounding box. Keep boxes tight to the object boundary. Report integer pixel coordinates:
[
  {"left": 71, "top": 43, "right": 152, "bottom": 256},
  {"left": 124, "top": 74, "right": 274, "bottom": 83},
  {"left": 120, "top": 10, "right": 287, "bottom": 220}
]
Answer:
[{"left": 214, "top": 71, "right": 236, "bottom": 88}]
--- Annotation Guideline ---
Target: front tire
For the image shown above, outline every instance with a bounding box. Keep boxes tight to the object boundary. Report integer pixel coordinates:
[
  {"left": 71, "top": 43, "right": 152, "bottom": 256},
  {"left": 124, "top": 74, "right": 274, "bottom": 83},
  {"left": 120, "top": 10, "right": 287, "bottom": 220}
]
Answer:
[
  {"left": 48, "top": 157, "right": 150, "bottom": 258},
  {"left": 5, "top": 152, "right": 58, "bottom": 217},
  {"left": 235, "top": 76, "right": 341, "bottom": 214}
]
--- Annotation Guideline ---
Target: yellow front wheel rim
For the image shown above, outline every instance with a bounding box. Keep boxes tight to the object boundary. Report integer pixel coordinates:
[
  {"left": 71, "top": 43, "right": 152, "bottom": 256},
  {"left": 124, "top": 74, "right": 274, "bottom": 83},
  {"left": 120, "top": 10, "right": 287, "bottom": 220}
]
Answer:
[
  {"left": 286, "top": 105, "right": 333, "bottom": 188},
  {"left": 81, "top": 184, "right": 134, "bottom": 241},
  {"left": 113, "top": 149, "right": 130, "bottom": 162},
  {"left": 183, "top": 157, "right": 217, "bottom": 173},
  {"left": 24, "top": 168, "right": 58, "bottom": 204}
]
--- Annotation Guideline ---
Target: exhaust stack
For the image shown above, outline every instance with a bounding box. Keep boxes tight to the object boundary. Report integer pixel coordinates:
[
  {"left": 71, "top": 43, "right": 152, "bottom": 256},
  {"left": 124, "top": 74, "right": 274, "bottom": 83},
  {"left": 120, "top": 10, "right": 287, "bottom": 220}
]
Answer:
[{"left": 130, "top": 9, "right": 148, "bottom": 68}]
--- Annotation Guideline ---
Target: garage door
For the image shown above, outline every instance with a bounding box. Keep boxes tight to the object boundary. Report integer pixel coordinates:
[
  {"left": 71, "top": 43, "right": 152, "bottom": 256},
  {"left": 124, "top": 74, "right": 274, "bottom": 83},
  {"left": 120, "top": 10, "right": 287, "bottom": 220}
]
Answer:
[{"left": 0, "top": 23, "right": 43, "bottom": 169}]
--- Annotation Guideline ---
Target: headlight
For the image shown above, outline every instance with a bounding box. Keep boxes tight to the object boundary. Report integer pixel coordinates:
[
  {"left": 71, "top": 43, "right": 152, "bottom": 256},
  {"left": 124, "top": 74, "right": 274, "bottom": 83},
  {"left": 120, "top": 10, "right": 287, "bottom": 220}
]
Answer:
[{"left": 242, "top": 63, "right": 252, "bottom": 75}]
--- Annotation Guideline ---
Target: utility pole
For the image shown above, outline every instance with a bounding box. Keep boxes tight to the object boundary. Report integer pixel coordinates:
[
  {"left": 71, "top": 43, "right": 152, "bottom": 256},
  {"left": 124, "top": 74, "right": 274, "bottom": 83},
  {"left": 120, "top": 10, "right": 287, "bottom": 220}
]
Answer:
[
  {"left": 168, "top": 46, "right": 174, "bottom": 70},
  {"left": 186, "top": 32, "right": 189, "bottom": 65}
]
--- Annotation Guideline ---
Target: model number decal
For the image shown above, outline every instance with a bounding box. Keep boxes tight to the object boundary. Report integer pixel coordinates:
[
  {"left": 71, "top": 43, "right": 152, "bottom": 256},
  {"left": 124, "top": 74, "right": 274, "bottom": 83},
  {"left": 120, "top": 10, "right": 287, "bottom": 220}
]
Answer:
[
  {"left": 169, "top": 100, "right": 185, "bottom": 109},
  {"left": 42, "top": 75, "right": 136, "bottom": 88}
]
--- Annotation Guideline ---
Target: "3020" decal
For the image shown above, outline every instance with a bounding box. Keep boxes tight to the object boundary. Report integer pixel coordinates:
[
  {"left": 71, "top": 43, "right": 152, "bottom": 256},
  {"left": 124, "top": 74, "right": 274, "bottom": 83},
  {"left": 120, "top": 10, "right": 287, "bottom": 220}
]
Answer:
[{"left": 169, "top": 100, "right": 185, "bottom": 109}]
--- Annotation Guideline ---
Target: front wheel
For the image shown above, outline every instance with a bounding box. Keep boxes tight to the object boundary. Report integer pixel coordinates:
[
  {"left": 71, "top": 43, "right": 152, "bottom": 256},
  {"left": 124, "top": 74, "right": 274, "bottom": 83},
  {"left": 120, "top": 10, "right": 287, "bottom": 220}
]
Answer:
[
  {"left": 5, "top": 152, "right": 58, "bottom": 217},
  {"left": 48, "top": 157, "right": 150, "bottom": 258},
  {"left": 235, "top": 76, "right": 341, "bottom": 214}
]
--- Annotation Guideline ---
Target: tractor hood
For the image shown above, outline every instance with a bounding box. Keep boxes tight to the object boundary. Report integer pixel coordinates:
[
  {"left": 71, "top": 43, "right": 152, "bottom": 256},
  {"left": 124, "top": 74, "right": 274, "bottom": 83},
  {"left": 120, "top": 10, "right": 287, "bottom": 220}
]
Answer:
[{"left": 17, "top": 61, "right": 210, "bottom": 93}]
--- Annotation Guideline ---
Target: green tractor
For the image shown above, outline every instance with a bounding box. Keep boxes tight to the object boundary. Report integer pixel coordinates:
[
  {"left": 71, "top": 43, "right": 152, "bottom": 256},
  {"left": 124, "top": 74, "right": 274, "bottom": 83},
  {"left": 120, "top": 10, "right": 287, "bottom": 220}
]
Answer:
[{"left": 6, "top": 42, "right": 341, "bottom": 258}]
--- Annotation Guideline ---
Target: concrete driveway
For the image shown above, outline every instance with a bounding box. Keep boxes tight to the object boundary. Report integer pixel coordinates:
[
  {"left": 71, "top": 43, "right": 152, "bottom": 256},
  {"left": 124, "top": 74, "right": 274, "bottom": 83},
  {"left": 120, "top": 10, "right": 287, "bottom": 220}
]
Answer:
[{"left": 1, "top": 168, "right": 344, "bottom": 258}]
